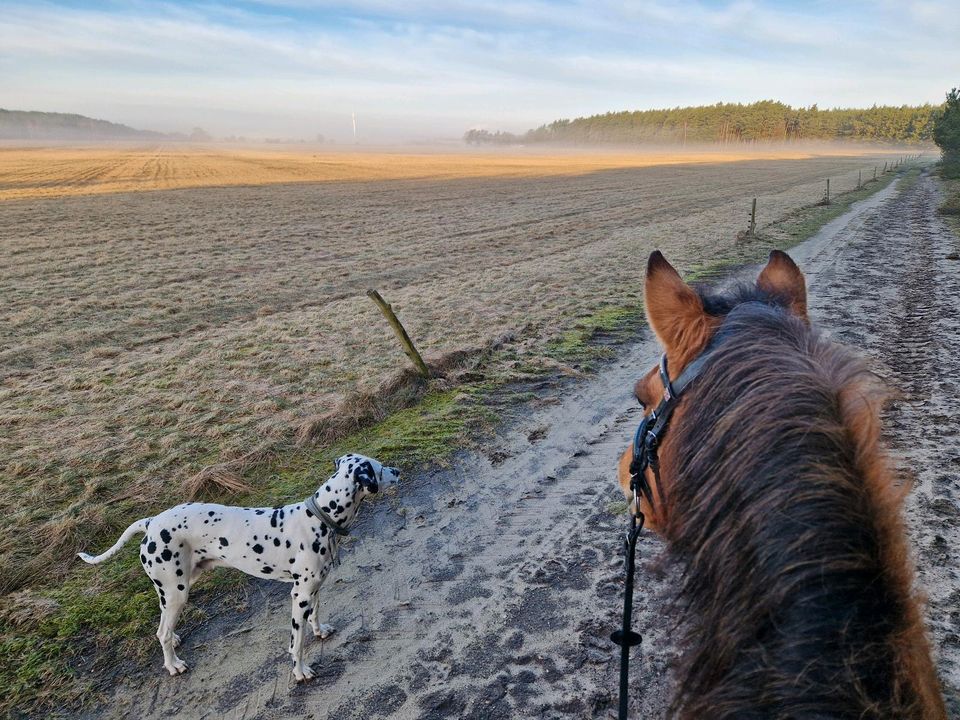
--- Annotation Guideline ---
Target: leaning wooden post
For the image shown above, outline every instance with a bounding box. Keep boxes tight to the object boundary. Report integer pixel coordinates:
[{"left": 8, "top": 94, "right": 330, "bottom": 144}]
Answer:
[
  {"left": 749, "top": 198, "right": 757, "bottom": 235},
  {"left": 857, "top": 170, "right": 862, "bottom": 190},
  {"left": 873, "top": 166, "right": 877, "bottom": 181},
  {"left": 884, "top": 161, "right": 888, "bottom": 173},
  {"left": 825, "top": 178, "right": 830, "bottom": 204},
  {"left": 366, "top": 289, "right": 430, "bottom": 378}
]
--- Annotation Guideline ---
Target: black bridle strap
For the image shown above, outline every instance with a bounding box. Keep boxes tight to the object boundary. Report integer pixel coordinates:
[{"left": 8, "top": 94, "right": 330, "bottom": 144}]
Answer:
[{"left": 614, "top": 348, "right": 714, "bottom": 719}]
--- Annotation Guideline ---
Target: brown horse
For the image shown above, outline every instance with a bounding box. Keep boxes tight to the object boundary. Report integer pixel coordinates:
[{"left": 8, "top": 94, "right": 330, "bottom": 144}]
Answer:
[{"left": 617, "top": 250, "right": 946, "bottom": 719}]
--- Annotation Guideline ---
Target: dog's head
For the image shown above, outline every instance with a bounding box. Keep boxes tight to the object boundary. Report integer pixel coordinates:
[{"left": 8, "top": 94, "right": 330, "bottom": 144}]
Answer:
[{"left": 332, "top": 453, "right": 400, "bottom": 499}]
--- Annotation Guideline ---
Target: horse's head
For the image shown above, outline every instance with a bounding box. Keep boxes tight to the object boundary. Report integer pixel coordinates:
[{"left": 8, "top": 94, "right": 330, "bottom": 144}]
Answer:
[{"left": 617, "top": 249, "right": 807, "bottom": 531}]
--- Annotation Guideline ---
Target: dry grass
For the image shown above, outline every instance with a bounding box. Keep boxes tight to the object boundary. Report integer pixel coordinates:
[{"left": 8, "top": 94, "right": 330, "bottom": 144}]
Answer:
[
  {"left": 0, "top": 147, "right": 902, "bottom": 595},
  {"left": 0, "top": 142, "right": 906, "bottom": 201}
]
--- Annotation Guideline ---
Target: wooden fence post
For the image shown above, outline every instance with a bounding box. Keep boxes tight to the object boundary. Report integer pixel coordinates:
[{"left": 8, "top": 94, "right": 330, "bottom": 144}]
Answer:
[
  {"left": 366, "top": 289, "right": 431, "bottom": 378},
  {"left": 749, "top": 198, "right": 757, "bottom": 235},
  {"left": 825, "top": 178, "right": 830, "bottom": 204},
  {"left": 858, "top": 170, "right": 862, "bottom": 190}
]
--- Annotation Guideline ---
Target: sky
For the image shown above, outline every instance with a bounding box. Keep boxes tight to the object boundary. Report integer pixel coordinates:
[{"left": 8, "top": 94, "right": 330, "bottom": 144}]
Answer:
[{"left": 1, "top": 0, "right": 958, "bottom": 142}]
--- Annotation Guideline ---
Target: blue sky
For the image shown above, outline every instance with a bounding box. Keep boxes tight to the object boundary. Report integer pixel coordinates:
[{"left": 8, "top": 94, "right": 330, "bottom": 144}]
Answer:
[{"left": 1, "top": 1, "right": 957, "bottom": 141}]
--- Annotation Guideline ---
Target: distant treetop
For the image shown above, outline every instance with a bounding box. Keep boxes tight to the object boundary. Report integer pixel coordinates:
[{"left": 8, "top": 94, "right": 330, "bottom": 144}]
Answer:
[{"left": 465, "top": 101, "right": 940, "bottom": 146}]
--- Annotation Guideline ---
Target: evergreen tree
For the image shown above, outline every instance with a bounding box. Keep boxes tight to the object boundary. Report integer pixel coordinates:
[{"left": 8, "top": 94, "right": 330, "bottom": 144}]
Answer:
[{"left": 933, "top": 87, "right": 960, "bottom": 177}]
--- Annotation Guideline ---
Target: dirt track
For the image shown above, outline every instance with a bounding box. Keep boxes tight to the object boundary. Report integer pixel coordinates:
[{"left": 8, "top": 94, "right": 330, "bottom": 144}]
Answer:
[{"left": 87, "top": 172, "right": 960, "bottom": 718}]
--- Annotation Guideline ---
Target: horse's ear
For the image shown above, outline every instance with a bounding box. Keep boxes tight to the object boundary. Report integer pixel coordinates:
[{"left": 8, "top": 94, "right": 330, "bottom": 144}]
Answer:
[
  {"left": 644, "top": 251, "right": 709, "bottom": 360},
  {"left": 757, "top": 250, "right": 807, "bottom": 321}
]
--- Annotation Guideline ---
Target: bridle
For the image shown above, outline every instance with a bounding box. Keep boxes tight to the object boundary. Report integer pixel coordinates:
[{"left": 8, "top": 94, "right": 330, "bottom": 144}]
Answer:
[{"left": 612, "top": 348, "right": 715, "bottom": 720}]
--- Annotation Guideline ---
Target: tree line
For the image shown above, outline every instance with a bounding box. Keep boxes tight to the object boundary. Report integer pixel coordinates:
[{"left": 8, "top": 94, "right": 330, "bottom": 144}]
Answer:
[{"left": 465, "top": 101, "right": 940, "bottom": 146}]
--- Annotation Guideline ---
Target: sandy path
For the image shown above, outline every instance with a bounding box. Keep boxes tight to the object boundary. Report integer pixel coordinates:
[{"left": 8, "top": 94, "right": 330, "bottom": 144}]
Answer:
[{"left": 86, "top": 172, "right": 959, "bottom": 718}]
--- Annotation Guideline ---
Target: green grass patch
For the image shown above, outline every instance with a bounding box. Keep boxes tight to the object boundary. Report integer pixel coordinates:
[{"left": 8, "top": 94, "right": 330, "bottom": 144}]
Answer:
[
  {"left": 0, "top": 162, "right": 916, "bottom": 718},
  {"left": 939, "top": 175, "right": 960, "bottom": 218},
  {"left": 545, "top": 304, "right": 645, "bottom": 366}
]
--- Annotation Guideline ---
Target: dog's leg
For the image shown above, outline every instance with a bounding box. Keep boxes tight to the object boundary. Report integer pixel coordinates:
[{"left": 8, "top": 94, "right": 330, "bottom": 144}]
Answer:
[
  {"left": 289, "top": 582, "right": 319, "bottom": 681},
  {"left": 155, "top": 583, "right": 189, "bottom": 676},
  {"left": 308, "top": 565, "right": 334, "bottom": 639}
]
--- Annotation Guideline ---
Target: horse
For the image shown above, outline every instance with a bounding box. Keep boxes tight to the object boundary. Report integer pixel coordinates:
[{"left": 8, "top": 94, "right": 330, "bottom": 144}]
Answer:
[{"left": 617, "top": 250, "right": 946, "bottom": 719}]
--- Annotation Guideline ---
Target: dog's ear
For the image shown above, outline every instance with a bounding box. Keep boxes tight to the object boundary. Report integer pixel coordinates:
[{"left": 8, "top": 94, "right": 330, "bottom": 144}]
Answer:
[{"left": 353, "top": 461, "right": 379, "bottom": 493}]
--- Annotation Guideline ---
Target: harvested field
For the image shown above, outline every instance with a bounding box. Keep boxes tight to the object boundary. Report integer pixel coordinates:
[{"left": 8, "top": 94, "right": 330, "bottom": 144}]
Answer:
[
  {"left": 0, "top": 144, "right": 907, "bottom": 201},
  {"left": 0, "top": 148, "right": 925, "bottom": 714},
  {"left": 0, "top": 152, "right": 901, "bottom": 591}
]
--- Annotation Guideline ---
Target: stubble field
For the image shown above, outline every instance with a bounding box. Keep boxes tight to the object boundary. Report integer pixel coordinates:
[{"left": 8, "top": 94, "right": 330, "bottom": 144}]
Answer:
[{"left": 0, "top": 145, "right": 912, "bottom": 712}]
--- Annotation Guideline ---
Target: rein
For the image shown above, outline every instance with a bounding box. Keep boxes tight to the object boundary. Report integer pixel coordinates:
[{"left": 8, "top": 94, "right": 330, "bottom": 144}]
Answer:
[{"left": 612, "top": 349, "right": 713, "bottom": 719}]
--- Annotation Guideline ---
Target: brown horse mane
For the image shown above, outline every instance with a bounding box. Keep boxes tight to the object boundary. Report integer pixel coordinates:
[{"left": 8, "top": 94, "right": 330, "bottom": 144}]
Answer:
[{"left": 659, "top": 284, "right": 944, "bottom": 719}]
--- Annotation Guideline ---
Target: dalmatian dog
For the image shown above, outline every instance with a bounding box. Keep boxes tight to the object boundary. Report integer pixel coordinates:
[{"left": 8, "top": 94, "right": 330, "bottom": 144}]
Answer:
[{"left": 78, "top": 453, "right": 399, "bottom": 681}]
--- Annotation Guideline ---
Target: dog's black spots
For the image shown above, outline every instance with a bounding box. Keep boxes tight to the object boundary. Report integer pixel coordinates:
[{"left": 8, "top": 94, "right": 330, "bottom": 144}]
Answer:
[
  {"left": 292, "top": 572, "right": 300, "bottom": 580},
  {"left": 253, "top": 535, "right": 258, "bottom": 540},
  {"left": 280, "top": 509, "right": 285, "bottom": 519},
  {"left": 325, "top": 485, "right": 331, "bottom": 492},
  {"left": 203, "top": 519, "right": 209, "bottom": 524},
  {"left": 312, "top": 540, "right": 321, "bottom": 553},
  {"left": 303, "top": 609, "right": 312, "bottom": 620},
  {"left": 219, "top": 537, "right": 229, "bottom": 547},
  {"left": 140, "top": 554, "right": 146, "bottom": 564},
  {"left": 271, "top": 510, "right": 279, "bottom": 528},
  {"left": 255, "top": 510, "right": 265, "bottom": 515},
  {"left": 262, "top": 566, "right": 273, "bottom": 574},
  {"left": 289, "top": 558, "right": 296, "bottom": 564},
  {"left": 285, "top": 540, "right": 291, "bottom": 549},
  {"left": 160, "top": 597, "right": 166, "bottom": 608},
  {"left": 299, "top": 600, "right": 309, "bottom": 608},
  {"left": 177, "top": 584, "right": 185, "bottom": 591},
  {"left": 147, "top": 541, "right": 157, "bottom": 554},
  {"left": 176, "top": 568, "right": 183, "bottom": 576},
  {"left": 147, "top": 560, "right": 153, "bottom": 567},
  {"left": 320, "top": 526, "right": 328, "bottom": 537},
  {"left": 305, "top": 507, "right": 315, "bottom": 518},
  {"left": 320, "top": 547, "right": 326, "bottom": 555},
  {"left": 252, "top": 544, "right": 264, "bottom": 554},
  {"left": 274, "top": 538, "right": 281, "bottom": 547},
  {"left": 160, "top": 529, "right": 172, "bottom": 543},
  {"left": 161, "top": 548, "right": 172, "bottom": 562},
  {"left": 153, "top": 578, "right": 163, "bottom": 588},
  {"left": 208, "top": 511, "right": 215, "bottom": 517},
  {"left": 329, "top": 501, "right": 337, "bottom": 511},
  {"left": 292, "top": 618, "right": 299, "bottom": 630}
]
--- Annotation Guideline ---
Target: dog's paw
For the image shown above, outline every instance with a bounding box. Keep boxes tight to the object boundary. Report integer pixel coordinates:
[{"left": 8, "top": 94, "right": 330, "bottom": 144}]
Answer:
[
  {"left": 293, "top": 663, "right": 315, "bottom": 682},
  {"left": 313, "top": 623, "right": 335, "bottom": 639},
  {"left": 165, "top": 659, "right": 188, "bottom": 676}
]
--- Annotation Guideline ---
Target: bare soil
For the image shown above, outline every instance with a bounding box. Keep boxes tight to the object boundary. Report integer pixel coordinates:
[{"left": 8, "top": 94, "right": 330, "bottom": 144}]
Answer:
[{"left": 82, "top": 172, "right": 960, "bottom": 718}]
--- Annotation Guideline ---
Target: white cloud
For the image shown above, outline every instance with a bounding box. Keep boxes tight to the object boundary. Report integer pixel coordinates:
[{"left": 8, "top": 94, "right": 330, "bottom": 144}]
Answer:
[{"left": 0, "top": 0, "right": 956, "bottom": 141}]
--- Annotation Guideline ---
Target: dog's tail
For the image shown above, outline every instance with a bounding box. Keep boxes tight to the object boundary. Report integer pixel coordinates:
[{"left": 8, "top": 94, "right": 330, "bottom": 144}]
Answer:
[{"left": 77, "top": 517, "right": 151, "bottom": 565}]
